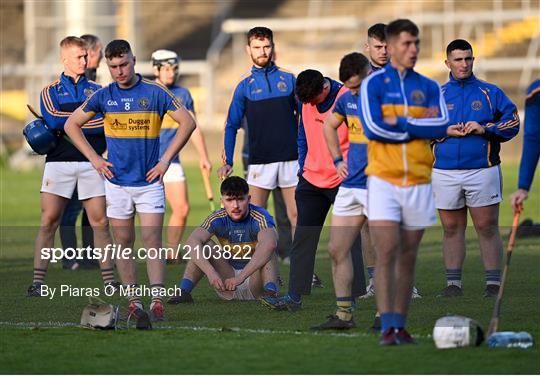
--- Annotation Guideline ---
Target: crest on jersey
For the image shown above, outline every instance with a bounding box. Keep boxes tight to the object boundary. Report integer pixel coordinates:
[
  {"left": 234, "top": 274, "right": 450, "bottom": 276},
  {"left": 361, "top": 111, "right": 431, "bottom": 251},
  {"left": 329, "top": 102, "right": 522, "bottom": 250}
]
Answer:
[
  {"left": 411, "top": 90, "right": 425, "bottom": 105},
  {"left": 471, "top": 100, "right": 482, "bottom": 111},
  {"left": 277, "top": 81, "right": 288, "bottom": 92},
  {"left": 447, "top": 103, "right": 455, "bottom": 110},
  {"left": 138, "top": 97, "right": 150, "bottom": 110},
  {"left": 384, "top": 77, "right": 391, "bottom": 84},
  {"left": 83, "top": 88, "right": 95, "bottom": 97}
]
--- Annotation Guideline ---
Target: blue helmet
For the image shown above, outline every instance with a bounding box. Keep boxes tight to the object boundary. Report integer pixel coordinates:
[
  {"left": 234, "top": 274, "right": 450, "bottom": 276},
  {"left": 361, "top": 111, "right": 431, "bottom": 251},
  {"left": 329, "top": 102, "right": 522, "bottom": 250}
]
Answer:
[{"left": 23, "top": 119, "right": 57, "bottom": 155}]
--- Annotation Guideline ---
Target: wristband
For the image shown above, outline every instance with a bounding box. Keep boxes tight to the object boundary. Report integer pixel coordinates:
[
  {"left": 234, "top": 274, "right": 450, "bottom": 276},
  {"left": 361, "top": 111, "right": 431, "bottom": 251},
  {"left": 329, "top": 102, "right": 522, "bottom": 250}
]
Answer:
[
  {"left": 159, "top": 158, "right": 170, "bottom": 166},
  {"left": 333, "top": 156, "right": 343, "bottom": 167}
]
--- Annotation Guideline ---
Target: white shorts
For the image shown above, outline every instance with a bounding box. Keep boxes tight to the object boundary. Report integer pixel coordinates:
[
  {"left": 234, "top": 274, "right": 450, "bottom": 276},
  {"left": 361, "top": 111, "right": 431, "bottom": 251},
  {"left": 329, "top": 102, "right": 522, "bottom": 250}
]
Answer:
[
  {"left": 163, "top": 162, "right": 186, "bottom": 183},
  {"left": 432, "top": 166, "right": 503, "bottom": 210},
  {"left": 104, "top": 180, "right": 165, "bottom": 219},
  {"left": 333, "top": 187, "right": 368, "bottom": 217},
  {"left": 41, "top": 161, "right": 105, "bottom": 200},
  {"left": 247, "top": 160, "right": 298, "bottom": 190},
  {"left": 216, "top": 269, "right": 255, "bottom": 301},
  {"left": 367, "top": 176, "right": 437, "bottom": 229}
]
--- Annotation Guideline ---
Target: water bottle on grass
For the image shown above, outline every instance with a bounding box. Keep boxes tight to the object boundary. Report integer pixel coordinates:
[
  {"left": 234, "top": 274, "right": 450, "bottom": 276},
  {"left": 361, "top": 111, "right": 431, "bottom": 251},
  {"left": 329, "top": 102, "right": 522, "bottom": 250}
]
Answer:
[{"left": 488, "top": 331, "right": 534, "bottom": 349}]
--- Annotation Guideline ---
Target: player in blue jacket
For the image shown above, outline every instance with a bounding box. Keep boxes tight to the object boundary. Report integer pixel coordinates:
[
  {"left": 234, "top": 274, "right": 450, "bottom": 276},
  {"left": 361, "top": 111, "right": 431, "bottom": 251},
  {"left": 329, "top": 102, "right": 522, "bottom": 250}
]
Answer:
[
  {"left": 217, "top": 27, "right": 298, "bottom": 239},
  {"left": 510, "top": 79, "right": 540, "bottom": 213},
  {"left": 27, "top": 36, "right": 117, "bottom": 297},
  {"left": 432, "top": 39, "right": 519, "bottom": 298}
]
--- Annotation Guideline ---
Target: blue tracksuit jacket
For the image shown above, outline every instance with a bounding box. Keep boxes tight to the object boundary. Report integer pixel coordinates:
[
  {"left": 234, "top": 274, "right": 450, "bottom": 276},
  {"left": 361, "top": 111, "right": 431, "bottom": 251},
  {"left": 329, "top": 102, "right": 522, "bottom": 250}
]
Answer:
[
  {"left": 518, "top": 79, "right": 540, "bottom": 190},
  {"left": 433, "top": 74, "right": 519, "bottom": 169},
  {"left": 223, "top": 62, "right": 298, "bottom": 166}
]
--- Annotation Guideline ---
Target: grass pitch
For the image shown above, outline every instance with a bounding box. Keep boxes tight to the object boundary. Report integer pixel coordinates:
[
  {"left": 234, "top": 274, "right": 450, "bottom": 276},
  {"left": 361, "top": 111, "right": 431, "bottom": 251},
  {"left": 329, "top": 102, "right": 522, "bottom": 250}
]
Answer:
[{"left": 0, "top": 163, "right": 539, "bottom": 374}]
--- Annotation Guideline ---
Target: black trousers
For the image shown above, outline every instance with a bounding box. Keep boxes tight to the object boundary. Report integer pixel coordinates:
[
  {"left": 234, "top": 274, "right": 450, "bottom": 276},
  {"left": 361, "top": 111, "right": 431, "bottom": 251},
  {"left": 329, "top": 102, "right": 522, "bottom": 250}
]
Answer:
[
  {"left": 273, "top": 188, "right": 292, "bottom": 259},
  {"left": 288, "top": 176, "right": 365, "bottom": 297}
]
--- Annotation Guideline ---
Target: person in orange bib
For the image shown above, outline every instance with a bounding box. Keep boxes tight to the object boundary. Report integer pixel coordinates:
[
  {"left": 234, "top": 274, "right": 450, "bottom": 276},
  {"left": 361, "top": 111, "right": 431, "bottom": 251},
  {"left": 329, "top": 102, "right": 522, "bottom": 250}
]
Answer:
[{"left": 262, "top": 69, "right": 365, "bottom": 311}]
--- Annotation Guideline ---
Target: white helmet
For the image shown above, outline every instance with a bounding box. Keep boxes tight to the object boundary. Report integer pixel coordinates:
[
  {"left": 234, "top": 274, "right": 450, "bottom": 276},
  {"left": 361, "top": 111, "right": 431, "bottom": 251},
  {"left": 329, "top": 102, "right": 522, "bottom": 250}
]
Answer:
[
  {"left": 81, "top": 302, "right": 119, "bottom": 329},
  {"left": 151, "top": 49, "right": 180, "bottom": 67},
  {"left": 433, "top": 315, "right": 484, "bottom": 349}
]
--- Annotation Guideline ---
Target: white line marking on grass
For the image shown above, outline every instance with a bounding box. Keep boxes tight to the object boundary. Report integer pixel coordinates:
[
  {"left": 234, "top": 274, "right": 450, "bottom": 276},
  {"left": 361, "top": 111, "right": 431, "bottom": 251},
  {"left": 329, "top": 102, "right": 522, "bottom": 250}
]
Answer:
[
  {"left": 0, "top": 321, "right": 79, "bottom": 328},
  {"left": 0, "top": 321, "right": 432, "bottom": 338}
]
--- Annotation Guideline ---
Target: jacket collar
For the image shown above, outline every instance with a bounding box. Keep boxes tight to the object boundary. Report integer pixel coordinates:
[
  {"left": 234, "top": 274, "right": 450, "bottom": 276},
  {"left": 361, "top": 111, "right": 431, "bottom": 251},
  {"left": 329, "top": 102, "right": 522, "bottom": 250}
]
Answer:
[
  {"left": 316, "top": 78, "right": 342, "bottom": 113},
  {"left": 385, "top": 62, "right": 414, "bottom": 79},
  {"left": 251, "top": 61, "right": 277, "bottom": 75},
  {"left": 370, "top": 62, "right": 386, "bottom": 72},
  {"left": 448, "top": 72, "right": 477, "bottom": 85},
  {"left": 61, "top": 72, "right": 87, "bottom": 86}
]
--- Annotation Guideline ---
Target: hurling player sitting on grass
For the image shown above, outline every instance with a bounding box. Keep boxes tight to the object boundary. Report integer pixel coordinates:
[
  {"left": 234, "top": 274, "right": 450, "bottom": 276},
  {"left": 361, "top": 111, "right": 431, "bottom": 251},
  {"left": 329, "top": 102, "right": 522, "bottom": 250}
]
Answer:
[{"left": 168, "top": 176, "right": 280, "bottom": 302}]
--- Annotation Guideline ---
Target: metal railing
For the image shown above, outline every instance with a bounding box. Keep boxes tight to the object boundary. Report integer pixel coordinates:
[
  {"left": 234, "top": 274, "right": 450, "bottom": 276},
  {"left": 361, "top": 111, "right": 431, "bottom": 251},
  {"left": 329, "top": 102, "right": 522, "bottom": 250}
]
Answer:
[{"left": 5, "top": 0, "right": 539, "bottom": 132}]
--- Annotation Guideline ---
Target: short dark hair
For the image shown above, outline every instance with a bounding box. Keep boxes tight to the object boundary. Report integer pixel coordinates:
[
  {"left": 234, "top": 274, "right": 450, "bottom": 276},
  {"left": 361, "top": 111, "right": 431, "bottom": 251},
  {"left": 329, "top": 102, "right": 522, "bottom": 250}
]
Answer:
[
  {"left": 80, "top": 34, "right": 100, "bottom": 50},
  {"left": 339, "top": 52, "right": 370, "bottom": 82},
  {"left": 105, "top": 39, "right": 132, "bottom": 59},
  {"left": 367, "top": 23, "right": 387, "bottom": 41},
  {"left": 247, "top": 26, "right": 273, "bottom": 45},
  {"left": 385, "top": 19, "right": 419, "bottom": 40},
  {"left": 220, "top": 176, "right": 249, "bottom": 198},
  {"left": 446, "top": 39, "right": 473, "bottom": 56},
  {"left": 295, "top": 69, "right": 325, "bottom": 103}
]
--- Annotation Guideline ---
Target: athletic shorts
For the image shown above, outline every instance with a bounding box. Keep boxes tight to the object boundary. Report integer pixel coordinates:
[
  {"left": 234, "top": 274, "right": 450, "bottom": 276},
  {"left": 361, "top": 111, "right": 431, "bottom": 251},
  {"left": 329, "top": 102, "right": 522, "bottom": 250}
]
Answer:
[
  {"left": 216, "top": 269, "right": 255, "bottom": 301},
  {"left": 104, "top": 180, "right": 165, "bottom": 219},
  {"left": 163, "top": 162, "right": 186, "bottom": 183},
  {"left": 41, "top": 161, "right": 105, "bottom": 200},
  {"left": 367, "top": 176, "right": 437, "bottom": 229},
  {"left": 432, "top": 166, "right": 503, "bottom": 210},
  {"left": 247, "top": 160, "right": 298, "bottom": 190},
  {"left": 332, "top": 186, "right": 368, "bottom": 217}
]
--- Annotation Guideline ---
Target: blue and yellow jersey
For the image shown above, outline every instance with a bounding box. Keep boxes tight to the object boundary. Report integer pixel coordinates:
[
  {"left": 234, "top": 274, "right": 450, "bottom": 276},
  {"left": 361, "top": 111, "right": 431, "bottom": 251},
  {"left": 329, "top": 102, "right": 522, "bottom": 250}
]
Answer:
[
  {"left": 358, "top": 64, "right": 449, "bottom": 186},
  {"left": 82, "top": 74, "right": 183, "bottom": 186},
  {"left": 159, "top": 84, "right": 195, "bottom": 164},
  {"left": 433, "top": 74, "right": 519, "bottom": 170},
  {"left": 200, "top": 204, "right": 275, "bottom": 270},
  {"left": 332, "top": 90, "right": 368, "bottom": 188},
  {"left": 40, "top": 73, "right": 105, "bottom": 162}
]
